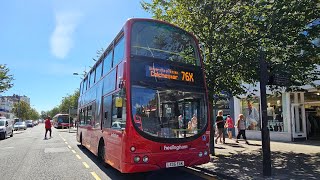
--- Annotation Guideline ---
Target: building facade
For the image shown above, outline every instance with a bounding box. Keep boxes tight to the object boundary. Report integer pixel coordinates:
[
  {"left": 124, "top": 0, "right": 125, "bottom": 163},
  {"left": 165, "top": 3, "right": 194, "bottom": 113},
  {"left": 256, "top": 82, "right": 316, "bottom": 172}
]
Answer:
[
  {"left": 232, "top": 84, "right": 320, "bottom": 142},
  {"left": 0, "top": 94, "right": 30, "bottom": 117}
]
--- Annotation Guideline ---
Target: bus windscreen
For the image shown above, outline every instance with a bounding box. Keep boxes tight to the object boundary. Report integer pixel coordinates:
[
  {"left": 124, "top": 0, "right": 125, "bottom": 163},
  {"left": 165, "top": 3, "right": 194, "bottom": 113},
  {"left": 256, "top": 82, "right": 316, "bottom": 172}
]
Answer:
[
  {"left": 58, "top": 116, "right": 70, "bottom": 123},
  {"left": 131, "top": 85, "right": 207, "bottom": 139}
]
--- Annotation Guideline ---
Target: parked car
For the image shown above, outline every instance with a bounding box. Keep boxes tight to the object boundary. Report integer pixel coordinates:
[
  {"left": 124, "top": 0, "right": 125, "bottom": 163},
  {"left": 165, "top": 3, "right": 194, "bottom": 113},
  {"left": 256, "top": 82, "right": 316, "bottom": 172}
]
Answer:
[
  {"left": 14, "top": 121, "right": 27, "bottom": 131},
  {"left": 26, "top": 120, "right": 34, "bottom": 128},
  {"left": 33, "top": 120, "right": 39, "bottom": 126},
  {"left": 0, "top": 119, "right": 14, "bottom": 139}
]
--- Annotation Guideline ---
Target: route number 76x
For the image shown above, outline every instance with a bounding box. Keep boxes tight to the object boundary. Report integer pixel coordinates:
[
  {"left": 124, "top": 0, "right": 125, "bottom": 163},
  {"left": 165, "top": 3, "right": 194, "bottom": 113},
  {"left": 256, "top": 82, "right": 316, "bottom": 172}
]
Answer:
[{"left": 181, "top": 71, "right": 194, "bottom": 82}]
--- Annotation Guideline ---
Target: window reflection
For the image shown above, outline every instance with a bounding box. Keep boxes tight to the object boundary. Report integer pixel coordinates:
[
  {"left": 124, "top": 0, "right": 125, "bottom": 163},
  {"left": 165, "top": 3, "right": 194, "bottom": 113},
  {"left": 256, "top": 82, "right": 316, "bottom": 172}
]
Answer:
[
  {"left": 131, "top": 21, "right": 200, "bottom": 66},
  {"left": 131, "top": 86, "right": 207, "bottom": 139}
]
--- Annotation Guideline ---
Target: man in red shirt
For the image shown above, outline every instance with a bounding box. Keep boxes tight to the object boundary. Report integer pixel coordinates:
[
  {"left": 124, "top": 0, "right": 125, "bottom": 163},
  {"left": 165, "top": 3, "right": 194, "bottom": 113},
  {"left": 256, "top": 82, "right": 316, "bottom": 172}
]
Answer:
[{"left": 44, "top": 116, "right": 52, "bottom": 139}]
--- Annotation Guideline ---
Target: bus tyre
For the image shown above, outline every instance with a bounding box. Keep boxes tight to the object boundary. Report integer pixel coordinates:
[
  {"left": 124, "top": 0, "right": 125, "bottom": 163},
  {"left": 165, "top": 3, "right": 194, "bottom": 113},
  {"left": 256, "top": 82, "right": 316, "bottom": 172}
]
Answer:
[
  {"left": 80, "top": 134, "right": 84, "bottom": 149},
  {"left": 98, "top": 139, "right": 106, "bottom": 164}
]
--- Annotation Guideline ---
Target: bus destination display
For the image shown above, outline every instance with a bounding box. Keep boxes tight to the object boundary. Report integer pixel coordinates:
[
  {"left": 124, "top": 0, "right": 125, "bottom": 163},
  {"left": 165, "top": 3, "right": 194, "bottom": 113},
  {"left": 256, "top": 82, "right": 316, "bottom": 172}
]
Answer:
[{"left": 145, "top": 65, "right": 194, "bottom": 82}]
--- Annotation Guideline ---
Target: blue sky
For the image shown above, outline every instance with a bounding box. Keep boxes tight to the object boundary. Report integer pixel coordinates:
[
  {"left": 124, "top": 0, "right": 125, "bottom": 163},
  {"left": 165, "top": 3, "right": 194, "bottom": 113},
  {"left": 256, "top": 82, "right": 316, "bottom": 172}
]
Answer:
[{"left": 1, "top": 0, "right": 151, "bottom": 113}]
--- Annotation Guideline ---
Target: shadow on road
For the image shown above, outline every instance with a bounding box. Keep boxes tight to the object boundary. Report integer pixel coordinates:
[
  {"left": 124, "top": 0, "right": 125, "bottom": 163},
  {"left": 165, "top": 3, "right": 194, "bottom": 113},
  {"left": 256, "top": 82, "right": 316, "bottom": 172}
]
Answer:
[
  {"left": 204, "top": 150, "right": 320, "bottom": 179},
  {"left": 76, "top": 145, "right": 148, "bottom": 180}
]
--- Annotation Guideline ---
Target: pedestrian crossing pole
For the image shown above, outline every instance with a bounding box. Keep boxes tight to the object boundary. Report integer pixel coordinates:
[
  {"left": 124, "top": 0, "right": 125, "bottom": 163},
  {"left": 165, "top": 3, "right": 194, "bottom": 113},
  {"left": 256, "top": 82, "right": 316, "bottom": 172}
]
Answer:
[{"left": 259, "top": 47, "right": 272, "bottom": 176}]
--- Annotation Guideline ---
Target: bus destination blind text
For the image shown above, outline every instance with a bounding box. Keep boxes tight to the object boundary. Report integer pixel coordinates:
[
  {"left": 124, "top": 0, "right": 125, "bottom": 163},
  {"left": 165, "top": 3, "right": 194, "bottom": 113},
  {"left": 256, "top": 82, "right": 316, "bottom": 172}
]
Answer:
[{"left": 146, "top": 65, "right": 194, "bottom": 82}]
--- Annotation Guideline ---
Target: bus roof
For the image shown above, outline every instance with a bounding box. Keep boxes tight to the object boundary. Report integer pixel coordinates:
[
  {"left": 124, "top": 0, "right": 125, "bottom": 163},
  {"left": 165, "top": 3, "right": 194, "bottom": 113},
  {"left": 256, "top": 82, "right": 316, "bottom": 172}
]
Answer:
[{"left": 53, "top": 114, "right": 69, "bottom": 118}]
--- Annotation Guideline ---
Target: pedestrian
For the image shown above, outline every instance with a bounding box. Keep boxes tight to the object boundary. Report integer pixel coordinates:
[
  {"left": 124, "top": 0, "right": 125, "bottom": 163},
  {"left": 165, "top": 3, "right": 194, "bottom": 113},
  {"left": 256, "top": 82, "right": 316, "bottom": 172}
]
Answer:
[
  {"left": 235, "top": 114, "right": 249, "bottom": 144},
  {"left": 44, "top": 116, "right": 52, "bottom": 139},
  {"left": 215, "top": 110, "right": 224, "bottom": 144},
  {"left": 225, "top": 115, "right": 234, "bottom": 139}
]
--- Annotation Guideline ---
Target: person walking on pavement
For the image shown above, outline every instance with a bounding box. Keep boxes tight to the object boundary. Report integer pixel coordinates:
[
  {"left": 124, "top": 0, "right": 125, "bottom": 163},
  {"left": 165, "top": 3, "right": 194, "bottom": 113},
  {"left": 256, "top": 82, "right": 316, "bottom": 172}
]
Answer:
[
  {"left": 44, "top": 116, "right": 52, "bottom": 139},
  {"left": 215, "top": 110, "right": 225, "bottom": 144},
  {"left": 235, "top": 114, "right": 249, "bottom": 144},
  {"left": 225, "top": 115, "right": 234, "bottom": 139}
]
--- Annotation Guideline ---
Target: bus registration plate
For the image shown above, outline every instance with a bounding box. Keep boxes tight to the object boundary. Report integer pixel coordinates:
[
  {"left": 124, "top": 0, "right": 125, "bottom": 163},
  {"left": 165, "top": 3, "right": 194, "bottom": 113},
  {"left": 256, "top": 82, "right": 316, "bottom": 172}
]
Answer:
[{"left": 166, "top": 161, "right": 184, "bottom": 168}]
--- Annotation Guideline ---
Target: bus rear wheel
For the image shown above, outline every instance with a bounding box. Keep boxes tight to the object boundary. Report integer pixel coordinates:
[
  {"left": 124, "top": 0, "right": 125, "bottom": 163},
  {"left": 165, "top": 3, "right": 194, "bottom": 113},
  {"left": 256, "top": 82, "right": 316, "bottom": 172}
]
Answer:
[
  {"left": 98, "top": 139, "right": 105, "bottom": 164},
  {"left": 80, "top": 133, "right": 84, "bottom": 149}
]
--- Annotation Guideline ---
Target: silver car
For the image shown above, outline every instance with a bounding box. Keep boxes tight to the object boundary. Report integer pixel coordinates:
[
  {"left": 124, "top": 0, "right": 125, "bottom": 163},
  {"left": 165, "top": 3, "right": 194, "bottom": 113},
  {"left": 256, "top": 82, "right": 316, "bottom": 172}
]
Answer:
[{"left": 13, "top": 122, "right": 27, "bottom": 131}]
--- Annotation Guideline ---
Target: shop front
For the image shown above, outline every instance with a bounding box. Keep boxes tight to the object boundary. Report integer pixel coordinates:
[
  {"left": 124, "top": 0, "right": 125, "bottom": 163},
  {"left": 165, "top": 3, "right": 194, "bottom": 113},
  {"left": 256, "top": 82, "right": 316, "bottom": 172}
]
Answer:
[
  {"left": 233, "top": 92, "right": 292, "bottom": 142},
  {"left": 233, "top": 90, "right": 320, "bottom": 142}
]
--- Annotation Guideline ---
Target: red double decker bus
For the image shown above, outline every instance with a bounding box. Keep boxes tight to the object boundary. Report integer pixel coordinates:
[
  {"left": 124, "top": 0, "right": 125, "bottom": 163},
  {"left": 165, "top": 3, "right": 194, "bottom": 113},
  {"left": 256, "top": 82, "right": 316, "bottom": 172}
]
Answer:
[{"left": 76, "top": 18, "right": 210, "bottom": 173}]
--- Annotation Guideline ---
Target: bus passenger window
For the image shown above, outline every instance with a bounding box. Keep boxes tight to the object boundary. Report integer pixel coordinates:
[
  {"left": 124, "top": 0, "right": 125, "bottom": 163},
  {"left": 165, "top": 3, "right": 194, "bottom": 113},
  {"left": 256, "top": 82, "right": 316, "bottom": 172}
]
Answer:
[
  {"left": 87, "top": 106, "right": 92, "bottom": 125},
  {"left": 103, "top": 51, "right": 112, "bottom": 75},
  {"left": 81, "top": 109, "right": 86, "bottom": 125},
  {"left": 113, "top": 36, "right": 125, "bottom": 66},
  {"left": 111, "top": 91, "right": 126, "bottom": 130},
  {"left": 103, "top": 96, "right": 112, "bottom": 128}
]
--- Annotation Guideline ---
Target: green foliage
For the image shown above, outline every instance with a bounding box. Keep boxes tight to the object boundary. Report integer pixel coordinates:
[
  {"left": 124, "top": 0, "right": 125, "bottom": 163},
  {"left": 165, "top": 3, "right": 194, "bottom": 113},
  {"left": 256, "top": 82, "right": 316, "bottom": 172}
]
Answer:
[
  {"left": 0, "top": 64, "right": 14, "bottom": 93},
  {"left": 46, "top": 89, "right": 80, "bottom": 117},
  {"left": 141, "top": 0, "right": 320, "bottom": 99},
  {"left": 47, "top": 107, "right": 60, "bottom": 118},
  {"left": 12, "top": 101, "right": 39, "bottom": 120},
  {"left": 40, "top": 111, "right": 47, "bottom": 119}
]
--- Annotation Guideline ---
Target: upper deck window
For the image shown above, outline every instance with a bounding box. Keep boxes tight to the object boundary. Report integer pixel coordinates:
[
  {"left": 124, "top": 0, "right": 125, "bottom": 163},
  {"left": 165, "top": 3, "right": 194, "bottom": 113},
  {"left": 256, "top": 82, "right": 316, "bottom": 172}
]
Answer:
[
  {"left": 96, "top": 61, "right": 102, "bottom": 81},
  {"left": 114, "top": 37, "right": 125, "bottom": 66},
  {"left": 103, "top": 51, "right": 112, "bottom": 75},
  {"left": 131, "top": 21, "right": 200, "bottom": 66}
]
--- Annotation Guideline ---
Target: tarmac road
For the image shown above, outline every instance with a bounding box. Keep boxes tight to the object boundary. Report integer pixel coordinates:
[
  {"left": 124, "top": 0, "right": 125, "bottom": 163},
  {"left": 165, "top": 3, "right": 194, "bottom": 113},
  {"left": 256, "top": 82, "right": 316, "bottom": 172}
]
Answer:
[{"left": 0, "top": 124, "right": 210, "bottom": 180}]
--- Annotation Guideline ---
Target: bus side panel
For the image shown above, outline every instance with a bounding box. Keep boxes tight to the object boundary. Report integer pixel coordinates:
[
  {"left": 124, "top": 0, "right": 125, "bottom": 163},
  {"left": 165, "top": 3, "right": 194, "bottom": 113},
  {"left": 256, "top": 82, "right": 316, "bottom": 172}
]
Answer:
[{"left": 105, "top": 128, "right": 123, "bottom": 171}]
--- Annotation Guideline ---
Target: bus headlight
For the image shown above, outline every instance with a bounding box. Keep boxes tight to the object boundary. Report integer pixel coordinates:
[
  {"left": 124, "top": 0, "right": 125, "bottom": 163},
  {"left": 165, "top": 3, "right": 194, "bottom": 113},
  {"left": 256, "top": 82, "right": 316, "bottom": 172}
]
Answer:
[
  {"left": 134, "top": 156, "right": 140, "bottom": 163},
  {"left": 198, "top": 152, "right": 203, "bottom": 157},
  {"left": 204, "top": 151, "right": 208, "bottom": 156},
  {"left": 142, "top": 156, "right": 149, "bottom": 163}
]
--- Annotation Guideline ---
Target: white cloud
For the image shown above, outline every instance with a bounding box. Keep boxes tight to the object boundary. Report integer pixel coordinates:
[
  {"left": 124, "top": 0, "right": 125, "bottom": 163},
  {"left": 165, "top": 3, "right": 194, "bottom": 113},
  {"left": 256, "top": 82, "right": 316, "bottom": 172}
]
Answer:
[{"left": 50, "top": 12, "right": 81, "bottom": 59}]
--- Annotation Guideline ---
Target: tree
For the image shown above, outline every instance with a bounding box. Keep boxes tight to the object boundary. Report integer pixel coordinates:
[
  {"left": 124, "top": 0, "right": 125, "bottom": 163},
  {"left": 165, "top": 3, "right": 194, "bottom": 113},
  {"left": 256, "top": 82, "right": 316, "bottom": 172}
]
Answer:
[
  {"left": 59, "top": 89, "right": 80, "bottom": 114},
  {"left": 47, "top": 107, "right": 60, "bottom": 118},
  {"left": 28, "top": 108, "right": 40, "bottom": 120},
  {"left": 12, "top": 101, "right": 30, "bottom": 120},
  {"left": 141, "top": 0, "right": 320, "bottom": 99},
  {"left": 0, "top": 64, "right": 14, "bottom": 93},
  {"left": 40, "top": 111, "right": 47, "bottom": 119},
  {"left": 46, "top": 89, "right": 80, "bottom": 117}
]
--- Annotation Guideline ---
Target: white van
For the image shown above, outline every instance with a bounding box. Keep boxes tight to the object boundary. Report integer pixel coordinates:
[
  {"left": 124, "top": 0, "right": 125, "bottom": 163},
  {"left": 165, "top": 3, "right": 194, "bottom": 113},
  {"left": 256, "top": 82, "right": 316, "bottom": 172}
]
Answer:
[{"left": 0, "top": 118, "right": 14, "bottom": 139}]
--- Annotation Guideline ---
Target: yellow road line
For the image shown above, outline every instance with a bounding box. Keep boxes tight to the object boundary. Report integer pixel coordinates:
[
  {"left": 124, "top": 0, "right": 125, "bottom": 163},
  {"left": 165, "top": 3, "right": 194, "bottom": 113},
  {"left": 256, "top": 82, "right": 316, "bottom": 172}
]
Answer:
[
  {"left": 90, "top": 172, "right": 101, "bottom": 180},
  {"left": 82, "top": 162, "right": 90, "bottom": 169},
  {"left": 68, "top": 145, "right": 72, "bottom": 149},
  {"left": 76, "top": 154, "right": 82, "bottom": 159},
  {"left": 72, "top": 150, "right": 76, "bottom": 154}
]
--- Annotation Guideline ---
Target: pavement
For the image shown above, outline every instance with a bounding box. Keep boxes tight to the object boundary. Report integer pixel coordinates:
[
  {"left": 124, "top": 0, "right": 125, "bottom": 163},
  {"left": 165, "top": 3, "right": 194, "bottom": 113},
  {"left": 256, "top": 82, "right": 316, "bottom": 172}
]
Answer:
[{"left": 196, "top": 137, "right": 320, "bottom": 180}]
